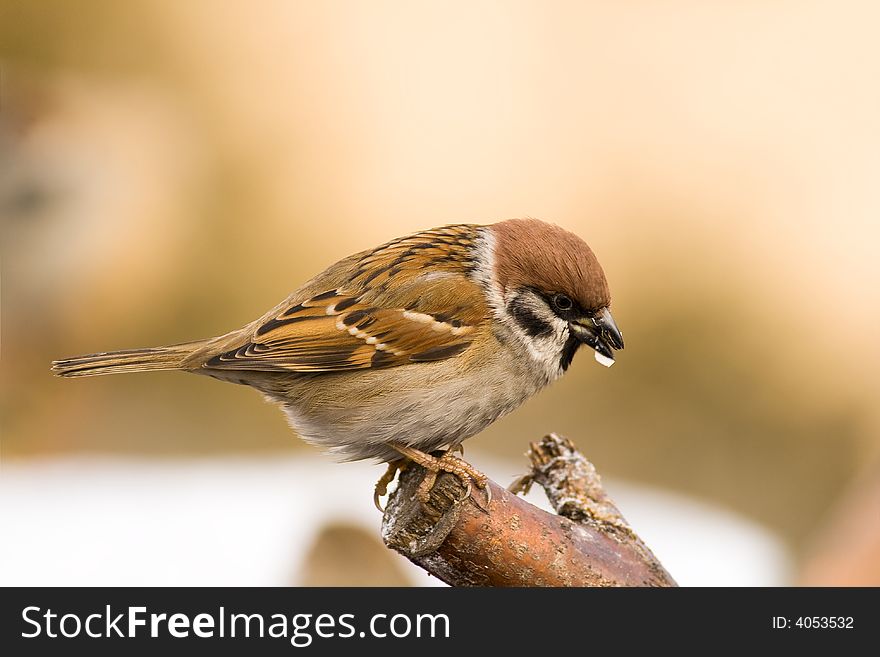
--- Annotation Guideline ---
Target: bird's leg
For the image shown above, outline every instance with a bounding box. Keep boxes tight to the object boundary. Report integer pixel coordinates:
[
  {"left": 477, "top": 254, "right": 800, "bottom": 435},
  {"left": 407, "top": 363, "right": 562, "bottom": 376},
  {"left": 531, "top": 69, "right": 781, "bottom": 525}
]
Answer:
[
  {"left": 389, "top": 444, "right": 491, "bottom": 509},
  {"left": 374, "top": 459, "right": 406, "bottom": 511}
]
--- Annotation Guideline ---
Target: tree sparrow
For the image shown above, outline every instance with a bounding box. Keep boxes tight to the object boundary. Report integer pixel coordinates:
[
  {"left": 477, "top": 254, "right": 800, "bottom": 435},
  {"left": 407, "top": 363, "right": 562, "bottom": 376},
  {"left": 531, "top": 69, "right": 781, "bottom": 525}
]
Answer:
[{"left": 52, "top": 219, "right": 623, "bottom": 503}]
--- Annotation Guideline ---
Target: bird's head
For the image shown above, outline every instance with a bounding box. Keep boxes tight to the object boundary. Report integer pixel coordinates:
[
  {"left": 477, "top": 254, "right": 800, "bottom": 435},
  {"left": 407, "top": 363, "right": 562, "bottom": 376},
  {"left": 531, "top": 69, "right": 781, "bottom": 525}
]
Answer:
[{"left": 486, "top": 218, "right": 624, "bottom": 373}]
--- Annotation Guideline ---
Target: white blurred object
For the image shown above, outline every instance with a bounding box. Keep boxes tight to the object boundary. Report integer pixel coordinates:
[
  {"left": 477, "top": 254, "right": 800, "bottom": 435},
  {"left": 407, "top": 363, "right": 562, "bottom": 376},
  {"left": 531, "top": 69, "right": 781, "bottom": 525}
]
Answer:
[{"left": 0, "top": 455, "right": 791, "bottom": 586}]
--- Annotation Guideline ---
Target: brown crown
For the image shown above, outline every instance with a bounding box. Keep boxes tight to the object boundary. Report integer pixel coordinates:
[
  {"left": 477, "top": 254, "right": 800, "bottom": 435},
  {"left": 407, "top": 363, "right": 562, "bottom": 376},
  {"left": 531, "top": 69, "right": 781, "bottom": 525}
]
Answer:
[{"left": 491, "top": 218, "right": 611, "bottom": 312}]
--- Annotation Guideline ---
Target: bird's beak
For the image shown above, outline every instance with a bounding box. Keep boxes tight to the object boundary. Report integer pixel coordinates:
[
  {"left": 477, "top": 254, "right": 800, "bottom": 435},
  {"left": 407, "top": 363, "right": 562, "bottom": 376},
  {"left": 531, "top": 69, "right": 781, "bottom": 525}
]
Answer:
[{"left": 568, "top": 307, "right": 624, "bottom": 367}]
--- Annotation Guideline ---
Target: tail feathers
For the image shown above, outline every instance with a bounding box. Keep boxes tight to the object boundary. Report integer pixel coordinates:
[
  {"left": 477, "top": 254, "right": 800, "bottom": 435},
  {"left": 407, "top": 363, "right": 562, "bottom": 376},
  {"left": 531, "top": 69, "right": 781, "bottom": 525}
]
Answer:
[{"left": 51, "top": 343, "right": 199, "bottom": 378}]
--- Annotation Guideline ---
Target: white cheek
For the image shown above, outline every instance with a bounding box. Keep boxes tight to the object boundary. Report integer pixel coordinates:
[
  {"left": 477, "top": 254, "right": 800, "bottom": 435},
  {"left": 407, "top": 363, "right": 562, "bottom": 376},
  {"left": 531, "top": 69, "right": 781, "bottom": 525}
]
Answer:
[
  {"left": 470, "top": 230, "right": 570, "bottom": 379},
  {"left": 509, "top": 298, "right": 569, "bottom": 375}
]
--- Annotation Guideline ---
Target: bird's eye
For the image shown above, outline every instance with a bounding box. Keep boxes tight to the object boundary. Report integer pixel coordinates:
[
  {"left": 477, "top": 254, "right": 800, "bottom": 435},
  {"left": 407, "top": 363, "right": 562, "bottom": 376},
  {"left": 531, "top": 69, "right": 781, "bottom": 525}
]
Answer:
[{"left": 553, "top": 294, "right": 573, "bottom": 311}]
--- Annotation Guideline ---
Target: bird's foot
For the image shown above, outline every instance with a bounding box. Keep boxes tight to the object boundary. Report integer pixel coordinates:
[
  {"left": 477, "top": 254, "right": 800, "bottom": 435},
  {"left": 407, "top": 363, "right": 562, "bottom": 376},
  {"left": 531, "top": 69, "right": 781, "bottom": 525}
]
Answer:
[
  {"left": 374, "top": 459, "right": 406, "bottom": 512},
  {"left": 390, "top": 444, "right": 491, "bottom": 511}
]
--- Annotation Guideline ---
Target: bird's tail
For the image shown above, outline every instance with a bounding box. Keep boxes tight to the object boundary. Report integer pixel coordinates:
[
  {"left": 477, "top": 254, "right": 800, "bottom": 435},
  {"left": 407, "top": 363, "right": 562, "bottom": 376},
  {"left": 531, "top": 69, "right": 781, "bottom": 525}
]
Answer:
[{"left": 51, "top": 342, "right": 201, "bottom": 378}]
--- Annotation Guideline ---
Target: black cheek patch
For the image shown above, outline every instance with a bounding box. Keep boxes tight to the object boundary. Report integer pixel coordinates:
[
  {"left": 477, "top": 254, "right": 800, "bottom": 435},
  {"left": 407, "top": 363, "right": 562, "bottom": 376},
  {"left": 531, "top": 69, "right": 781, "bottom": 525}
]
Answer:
[{"left": 508, "top": 297, "right": 554, "bottom": 338}]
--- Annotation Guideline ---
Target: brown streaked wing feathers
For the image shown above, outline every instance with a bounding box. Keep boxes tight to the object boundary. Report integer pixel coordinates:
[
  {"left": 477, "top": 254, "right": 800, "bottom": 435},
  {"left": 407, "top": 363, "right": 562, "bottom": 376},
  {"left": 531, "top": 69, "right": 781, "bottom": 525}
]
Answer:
[{"left": 204, "top": 225, "right": 487, "bottom": 373}]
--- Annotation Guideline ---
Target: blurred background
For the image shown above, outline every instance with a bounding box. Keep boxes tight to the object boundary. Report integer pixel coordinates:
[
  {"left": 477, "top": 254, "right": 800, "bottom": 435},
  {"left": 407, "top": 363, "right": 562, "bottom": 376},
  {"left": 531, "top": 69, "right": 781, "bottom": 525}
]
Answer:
[{"left": 2, "top": 1, "right": 879, "bottom": 586}]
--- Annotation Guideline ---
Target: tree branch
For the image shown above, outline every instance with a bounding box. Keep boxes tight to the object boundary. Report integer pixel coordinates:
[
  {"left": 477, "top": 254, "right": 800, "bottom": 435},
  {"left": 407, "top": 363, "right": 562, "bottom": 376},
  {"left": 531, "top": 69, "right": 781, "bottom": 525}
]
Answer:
[{"left": 381, "top": 433, "right": 676, "bottom": 587}]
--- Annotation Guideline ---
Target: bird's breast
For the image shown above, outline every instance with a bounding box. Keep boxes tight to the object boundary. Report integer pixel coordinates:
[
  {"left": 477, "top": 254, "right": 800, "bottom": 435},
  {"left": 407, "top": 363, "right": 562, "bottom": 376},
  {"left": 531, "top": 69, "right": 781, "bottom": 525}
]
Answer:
[{"left": 266, "top": 345, "right": 551, "bottom": 462}]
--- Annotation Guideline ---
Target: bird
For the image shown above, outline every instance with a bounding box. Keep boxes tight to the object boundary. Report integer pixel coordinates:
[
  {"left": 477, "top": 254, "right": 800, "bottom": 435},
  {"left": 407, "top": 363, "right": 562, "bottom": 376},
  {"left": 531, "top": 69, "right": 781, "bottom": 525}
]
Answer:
[{"left": 52, "top": 218, "right": 624, "bottom": 507}]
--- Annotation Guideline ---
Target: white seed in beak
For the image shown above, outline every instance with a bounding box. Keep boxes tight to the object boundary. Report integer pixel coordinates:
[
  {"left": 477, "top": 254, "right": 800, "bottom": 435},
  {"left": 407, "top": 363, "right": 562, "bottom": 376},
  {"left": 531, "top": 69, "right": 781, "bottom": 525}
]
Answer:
[{"left": 594, "top": 351, "right": 615, "bottom": 368}]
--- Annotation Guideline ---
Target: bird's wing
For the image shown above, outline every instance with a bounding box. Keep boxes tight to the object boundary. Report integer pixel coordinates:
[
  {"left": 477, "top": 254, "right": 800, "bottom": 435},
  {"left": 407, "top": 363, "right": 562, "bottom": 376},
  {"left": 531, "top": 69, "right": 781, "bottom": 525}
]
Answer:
[{"left": 204, "top": 226, "right": 489, "bottom": 373}]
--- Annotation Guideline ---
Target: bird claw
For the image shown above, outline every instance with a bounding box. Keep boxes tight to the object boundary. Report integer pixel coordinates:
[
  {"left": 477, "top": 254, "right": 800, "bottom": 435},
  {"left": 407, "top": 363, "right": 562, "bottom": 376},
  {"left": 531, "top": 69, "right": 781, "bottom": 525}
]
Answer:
[
  {"left": 373, "top": 460, "right": 404, "bottom": 512},
  {"left": 466, "top": 480, "right": 492, "bottom": 513},
  {"left": 391, "top": 444, "right": 491, "bottom": 512},
  {"left": 451, "top": 474, "right": 491, "bottom": 514}
]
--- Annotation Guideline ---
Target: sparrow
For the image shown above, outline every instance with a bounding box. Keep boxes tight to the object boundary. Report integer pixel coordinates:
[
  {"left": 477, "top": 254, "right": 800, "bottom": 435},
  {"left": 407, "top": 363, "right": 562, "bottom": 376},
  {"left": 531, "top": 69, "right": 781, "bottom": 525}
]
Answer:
[{"left": 52, "top": 219, "right": 623, "bottom": 506}]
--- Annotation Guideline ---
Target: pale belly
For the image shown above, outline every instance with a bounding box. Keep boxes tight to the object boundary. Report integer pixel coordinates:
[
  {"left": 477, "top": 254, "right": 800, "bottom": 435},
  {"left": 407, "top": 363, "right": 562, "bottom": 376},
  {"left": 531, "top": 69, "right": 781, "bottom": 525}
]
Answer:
[{"left": 262, "top": 351, "right": 556, "bottom": 462}]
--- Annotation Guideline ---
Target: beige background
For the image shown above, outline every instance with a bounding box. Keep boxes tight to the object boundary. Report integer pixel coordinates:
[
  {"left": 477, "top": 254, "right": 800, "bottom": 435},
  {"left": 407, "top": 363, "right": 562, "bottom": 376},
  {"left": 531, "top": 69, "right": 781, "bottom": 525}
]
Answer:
[{"left": 2, "top": 1, "right": 879, "bottom": 580}]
